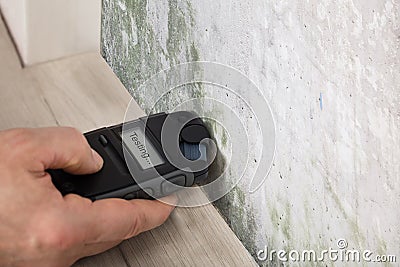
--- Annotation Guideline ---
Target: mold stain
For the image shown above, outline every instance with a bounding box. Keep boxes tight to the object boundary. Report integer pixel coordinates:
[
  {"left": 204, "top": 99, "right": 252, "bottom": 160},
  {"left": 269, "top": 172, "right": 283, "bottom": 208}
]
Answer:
[
  {"left": 101, "top": 0, "right": 165, "bottom": 97},
  {"left": 324, "top": 174, "right": 366, "bottom": 248},
  {"left": 101, "top": 0, "right": 201, "bottom": 105},
  {"left": 101, "top": 1, "right": 262, "bottom": 263},
  {"left": 213, "top": 186, "right": 259, "bottom": 263},
  {"left": 166, "top": 0, "right": 188, "bottom": 65},
  {"left": 281, "top": 201, "right": 292, "bottom": 252},
  {"left": 221, "top": 130, "right": 228, "bottom": 148},
  {"left": 269, "top": 205, "right": 280, "bottom": 231}
]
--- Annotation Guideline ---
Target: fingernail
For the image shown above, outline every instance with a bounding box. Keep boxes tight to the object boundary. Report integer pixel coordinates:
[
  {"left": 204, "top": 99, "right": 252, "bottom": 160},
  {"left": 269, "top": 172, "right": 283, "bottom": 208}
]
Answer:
[{"left": 91, "top": 149, "right": 104, "bottom": 169}]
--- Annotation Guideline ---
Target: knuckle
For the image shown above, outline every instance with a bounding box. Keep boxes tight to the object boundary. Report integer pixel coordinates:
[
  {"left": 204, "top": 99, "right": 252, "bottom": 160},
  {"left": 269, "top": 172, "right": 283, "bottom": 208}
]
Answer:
[
  {"left": 65, "top": 127, "right": 81, "bottom": 137},
  {"left": 64, "top": 127, "right": 90, "bottom": 165},
  {"left": 6, "top": 128, "right": 35, "bottom": 147},
  {"left": 65, "top": 194, "right": 92, "bottom": 209},
  {"left": 1, "top": 129, "right": 35, "bottom": 162},
  {"left": 66, "top": 127, "right": 87, "bottom": 146},
  {"left": 34, "top": 221, "right": 75, "bottom": 252}
]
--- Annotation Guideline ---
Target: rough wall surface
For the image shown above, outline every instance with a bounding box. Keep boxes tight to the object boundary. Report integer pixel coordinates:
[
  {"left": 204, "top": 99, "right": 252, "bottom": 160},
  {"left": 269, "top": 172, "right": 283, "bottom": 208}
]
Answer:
[{"left": 102, "top": 0, "right": 399, "bottom": 265}]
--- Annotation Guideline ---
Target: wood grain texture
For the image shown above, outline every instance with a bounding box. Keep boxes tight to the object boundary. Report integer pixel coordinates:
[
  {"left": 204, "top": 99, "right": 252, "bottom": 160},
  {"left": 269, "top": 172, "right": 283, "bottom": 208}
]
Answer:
[{"left": 0, "top": 15, "right": 257, "bottom": 267}]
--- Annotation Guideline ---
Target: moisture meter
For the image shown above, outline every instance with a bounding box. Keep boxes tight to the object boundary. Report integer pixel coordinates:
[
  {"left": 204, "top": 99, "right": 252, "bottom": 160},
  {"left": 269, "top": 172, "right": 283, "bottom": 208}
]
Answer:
[{"left": 50, "top": 111, "right": 212, "bottom": 201}]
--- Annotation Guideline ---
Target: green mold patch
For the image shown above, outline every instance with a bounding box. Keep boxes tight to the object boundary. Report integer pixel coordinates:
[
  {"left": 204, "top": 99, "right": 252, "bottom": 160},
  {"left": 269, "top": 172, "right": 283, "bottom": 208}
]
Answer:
[
  {"left": 221, "top": 129, "right": 228, "bottom": 148},
  {"left": 190, "top": 42, "right": 200, "bottom": 62},
  {"left": 324, "top": 176, "right": 366, "bottom": 249},
  {"left": 166, "top": 0, "right": 188, "bottom": 65},
  {"left": 213, "top": 186, "right": 259, "bottom": 262},
  {"left": 281, "top": 201, "right": 292, "bottom": 248},
  {"left": 101, "top": 1, "right": 264, "bottom": 264},
  {"left": 101, "top": 0, "right": 165, "bottom": 96},
  {"left": 101, "top": 0, "right": 201, "bottom": 107},
  {"left": 268, "top": 205, "right": 280, "bottom": 231}
]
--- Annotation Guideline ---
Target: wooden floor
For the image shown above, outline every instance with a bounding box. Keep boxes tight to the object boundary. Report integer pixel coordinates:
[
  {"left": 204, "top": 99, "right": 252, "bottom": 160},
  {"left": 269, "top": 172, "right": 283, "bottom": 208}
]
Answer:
[{"left": 0, "top": 15, "right": 257, "bottom": 267}]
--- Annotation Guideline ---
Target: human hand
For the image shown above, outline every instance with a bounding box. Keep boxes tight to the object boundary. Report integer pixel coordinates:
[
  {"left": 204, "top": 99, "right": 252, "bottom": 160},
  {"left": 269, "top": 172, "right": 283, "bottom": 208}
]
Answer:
[{"left": 0, "top": 127, "right": 176, "bottom": 267}]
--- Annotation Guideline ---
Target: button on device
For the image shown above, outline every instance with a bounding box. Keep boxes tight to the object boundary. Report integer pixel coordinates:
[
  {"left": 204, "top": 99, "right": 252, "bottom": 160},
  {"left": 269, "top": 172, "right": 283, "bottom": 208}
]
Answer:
[
  {"left": 123, "top": 188, "right": 155, "bottom": 200},
  {"left": 136, "top": 188, "right": 154, "bottom": 199},
  {"left": 123, "top": 192, "right": 136, "bottom": 200},
  {"left": 99, "top": 135, "right": 108, "bottom": 146},
  {"left": 161, "top": 176, "right": 186, "bottom": 195}
]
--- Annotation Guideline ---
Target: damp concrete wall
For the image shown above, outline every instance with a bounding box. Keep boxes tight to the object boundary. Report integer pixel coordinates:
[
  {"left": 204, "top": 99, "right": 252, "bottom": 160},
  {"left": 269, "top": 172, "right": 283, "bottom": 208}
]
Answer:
[{"left": 101, "top": 0, "right": 400, "bottom": 265}]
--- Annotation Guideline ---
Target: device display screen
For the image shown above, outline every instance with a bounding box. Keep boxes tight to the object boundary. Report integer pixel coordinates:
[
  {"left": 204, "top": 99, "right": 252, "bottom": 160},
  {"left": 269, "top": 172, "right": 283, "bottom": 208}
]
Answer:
[{"left": 122, "top": 127, "right": 165, "bottom": 170}]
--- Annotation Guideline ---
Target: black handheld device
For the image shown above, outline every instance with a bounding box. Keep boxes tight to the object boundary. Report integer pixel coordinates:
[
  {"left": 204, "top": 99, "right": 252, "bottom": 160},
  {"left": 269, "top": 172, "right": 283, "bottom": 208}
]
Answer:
[{"left": 50, "top": 111, "right": 212, "bottom": 201}]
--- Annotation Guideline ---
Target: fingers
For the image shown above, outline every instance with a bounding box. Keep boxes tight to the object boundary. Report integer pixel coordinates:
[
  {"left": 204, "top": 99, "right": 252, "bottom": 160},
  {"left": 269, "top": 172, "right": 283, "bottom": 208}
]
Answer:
[
  {"left": 68, "top": 195, "right": 177, "bottom": 244},
  {"left": 12, "top": 127, "right": 103, "bottom": 175}
]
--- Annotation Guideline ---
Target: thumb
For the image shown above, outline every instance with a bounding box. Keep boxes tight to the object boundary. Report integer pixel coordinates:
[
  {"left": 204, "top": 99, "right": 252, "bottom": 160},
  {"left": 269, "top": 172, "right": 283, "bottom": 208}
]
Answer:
[{"left": 23, "top": 127, "right": 103, "bottom": 174}]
